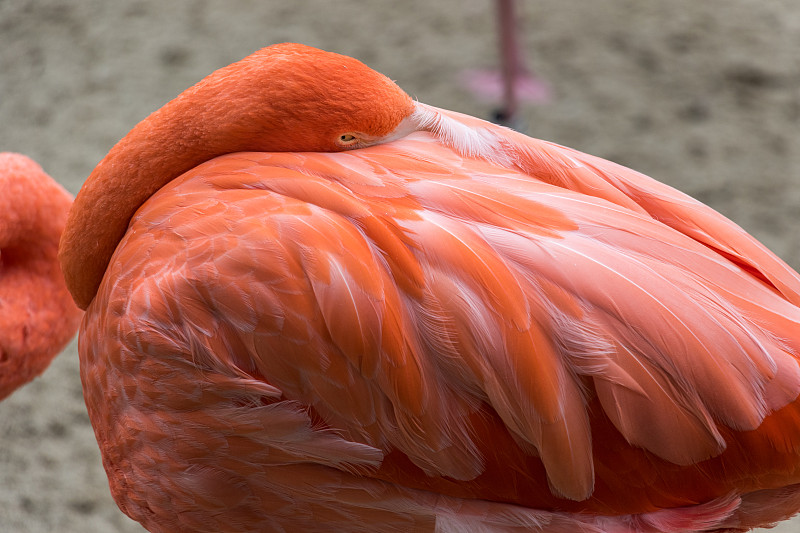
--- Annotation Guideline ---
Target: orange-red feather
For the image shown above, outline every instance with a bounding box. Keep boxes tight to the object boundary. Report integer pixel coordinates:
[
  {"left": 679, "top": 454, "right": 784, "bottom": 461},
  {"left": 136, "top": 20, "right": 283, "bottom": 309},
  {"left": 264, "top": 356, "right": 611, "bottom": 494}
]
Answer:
[
  {"left": 0, "top": 153, "right": 82, "bottom": 400},
  {"left": 78, "top": 122, "right": 800, "bottom": 531}
]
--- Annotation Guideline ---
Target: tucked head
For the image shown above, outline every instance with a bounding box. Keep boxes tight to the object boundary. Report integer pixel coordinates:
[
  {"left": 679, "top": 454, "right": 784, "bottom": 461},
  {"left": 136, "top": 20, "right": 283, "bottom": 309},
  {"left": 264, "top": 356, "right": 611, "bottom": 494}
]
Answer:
[
  {"left": 192, "top": 43, "right": 417, "bottom": 153},
  {"left": 59, "top": 44, "right": 419, "bottom": 310}
]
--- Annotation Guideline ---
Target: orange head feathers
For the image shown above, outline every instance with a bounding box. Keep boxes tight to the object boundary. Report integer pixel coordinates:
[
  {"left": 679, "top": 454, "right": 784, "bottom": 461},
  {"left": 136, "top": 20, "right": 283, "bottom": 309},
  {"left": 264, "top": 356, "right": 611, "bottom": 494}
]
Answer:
[
  {"left": 59, "top": 43, "right": 415, "bottom": 310},
  {"left": 0, "top": 153, "right": 82, "bottom": 400}
]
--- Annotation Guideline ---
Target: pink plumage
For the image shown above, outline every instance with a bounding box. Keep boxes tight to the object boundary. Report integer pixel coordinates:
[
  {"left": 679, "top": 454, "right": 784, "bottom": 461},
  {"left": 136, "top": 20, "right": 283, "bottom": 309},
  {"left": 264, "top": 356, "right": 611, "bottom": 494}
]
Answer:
[
  {"left": 60, "top": 44, "right": 800, "bottom": 532},
  {"left": 0, "top": 152, "right": 82, "bottom": 400}
]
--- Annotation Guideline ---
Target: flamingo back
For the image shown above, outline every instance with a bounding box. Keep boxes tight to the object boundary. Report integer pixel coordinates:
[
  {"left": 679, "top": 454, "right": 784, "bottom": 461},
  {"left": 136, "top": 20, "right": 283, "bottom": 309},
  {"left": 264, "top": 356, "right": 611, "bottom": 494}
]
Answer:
[{"left": 79, "top": 123, "right": 800, "bottom": 532}]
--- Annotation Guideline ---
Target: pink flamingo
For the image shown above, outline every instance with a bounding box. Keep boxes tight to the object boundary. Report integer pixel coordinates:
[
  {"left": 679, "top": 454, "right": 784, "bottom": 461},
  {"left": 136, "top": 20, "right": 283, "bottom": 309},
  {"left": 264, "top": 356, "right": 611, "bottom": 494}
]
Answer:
[
  {"left": 0, "top": 153, "right": 82, "bottom": 400},
  {"left": 60, "top": 44, "right": 800, "bottom": 532}
]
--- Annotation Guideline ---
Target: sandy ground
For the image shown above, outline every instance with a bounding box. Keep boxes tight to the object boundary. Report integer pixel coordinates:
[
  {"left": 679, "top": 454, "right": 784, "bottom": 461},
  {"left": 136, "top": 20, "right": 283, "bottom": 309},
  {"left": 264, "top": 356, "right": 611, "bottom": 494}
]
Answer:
[{"left": 2, "top": 1, "right": 800, "bottom": 531}]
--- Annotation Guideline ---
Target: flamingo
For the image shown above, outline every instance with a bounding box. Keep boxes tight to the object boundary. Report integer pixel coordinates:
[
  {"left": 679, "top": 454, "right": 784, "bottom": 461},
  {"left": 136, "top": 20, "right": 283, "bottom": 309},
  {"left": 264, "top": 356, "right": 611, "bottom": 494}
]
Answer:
[
  {"left": 0, "top": 153, "right": 82, "bottom": 400},
  {"left": 58, "top": 43, "right": 800, "bottom": 532}
]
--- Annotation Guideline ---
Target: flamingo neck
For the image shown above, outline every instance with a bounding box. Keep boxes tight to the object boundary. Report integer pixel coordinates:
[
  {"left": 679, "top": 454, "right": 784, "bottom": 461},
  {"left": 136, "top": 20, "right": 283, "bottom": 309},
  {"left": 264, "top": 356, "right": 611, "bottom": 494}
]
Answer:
[
  {"left": 58, "top": 50, "right": 314, "bottom": 310},
  {"left": 58, "top": 95, "right": 230, "bottom": 310},
  {"left": 58, "top": 44, "right": 415, "bottom": 310}
]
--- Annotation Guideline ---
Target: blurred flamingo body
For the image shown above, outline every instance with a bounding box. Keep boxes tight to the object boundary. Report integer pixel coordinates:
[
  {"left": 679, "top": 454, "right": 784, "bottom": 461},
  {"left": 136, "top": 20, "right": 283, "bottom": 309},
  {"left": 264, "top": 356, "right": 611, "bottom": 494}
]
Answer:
[
  {"left": 60, "top": 44, "right": 800, "bottom": 532},
  {"left": 0, "top": 153, "right": 82, "bottom": 400}
]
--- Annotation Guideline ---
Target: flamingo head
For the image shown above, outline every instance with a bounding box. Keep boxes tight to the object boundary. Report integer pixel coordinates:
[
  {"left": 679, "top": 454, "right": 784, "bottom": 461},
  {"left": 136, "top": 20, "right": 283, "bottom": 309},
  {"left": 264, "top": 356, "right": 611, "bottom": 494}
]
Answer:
[
  {"left": 59, "top": 43, "right": 421, "bottom": 310},
  {"left": 187, "top": 43, "right": 418, "bottom": 153}
]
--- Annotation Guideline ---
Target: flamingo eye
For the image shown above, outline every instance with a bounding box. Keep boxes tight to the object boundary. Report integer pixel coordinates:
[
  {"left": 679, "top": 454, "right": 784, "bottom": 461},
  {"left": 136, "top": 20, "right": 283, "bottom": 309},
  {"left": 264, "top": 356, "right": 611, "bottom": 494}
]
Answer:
[{"left": 337, "top": 133, "right": 359, "bottom": 146}]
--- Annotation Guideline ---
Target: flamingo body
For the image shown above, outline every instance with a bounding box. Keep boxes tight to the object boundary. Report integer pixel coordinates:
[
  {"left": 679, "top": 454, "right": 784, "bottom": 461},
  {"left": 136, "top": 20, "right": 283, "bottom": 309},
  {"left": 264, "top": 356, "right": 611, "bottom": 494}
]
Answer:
[
  {"left": 0, "top": 153, "right": 81, "bottom": 400},
  {"left": 63, "top": 45, "right": 800, "bottom": 532}
]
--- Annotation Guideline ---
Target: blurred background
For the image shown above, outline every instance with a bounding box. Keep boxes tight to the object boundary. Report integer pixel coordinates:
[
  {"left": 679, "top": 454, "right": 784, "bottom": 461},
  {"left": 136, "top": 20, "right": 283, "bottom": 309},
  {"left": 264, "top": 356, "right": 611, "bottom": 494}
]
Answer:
[{"left": 1, "top": 1, "right": 799, "bottom": 531}]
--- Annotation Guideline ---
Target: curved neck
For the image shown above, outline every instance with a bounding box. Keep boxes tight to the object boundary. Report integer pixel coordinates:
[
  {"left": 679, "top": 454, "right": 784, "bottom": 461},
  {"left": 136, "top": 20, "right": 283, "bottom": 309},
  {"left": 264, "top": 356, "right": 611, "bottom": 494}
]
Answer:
[
  {"left": 59, "top": 49, "right": 296, "bottom": 310},
  {"left": 57, "top": 44, "right": 414, "bottom": 309},
  {"left": 58, "top": 110, "right": 214, "bottom": 309},
  {"left": 1, "top": 153, "right": 71, "bottom": 263}
]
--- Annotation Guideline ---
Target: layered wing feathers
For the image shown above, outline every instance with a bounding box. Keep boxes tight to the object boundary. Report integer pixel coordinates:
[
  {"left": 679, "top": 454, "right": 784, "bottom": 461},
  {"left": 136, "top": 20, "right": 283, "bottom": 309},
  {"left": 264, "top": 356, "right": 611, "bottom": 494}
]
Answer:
[{"left": 93, "top": 119, "right": 800, "bottom": 514}]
